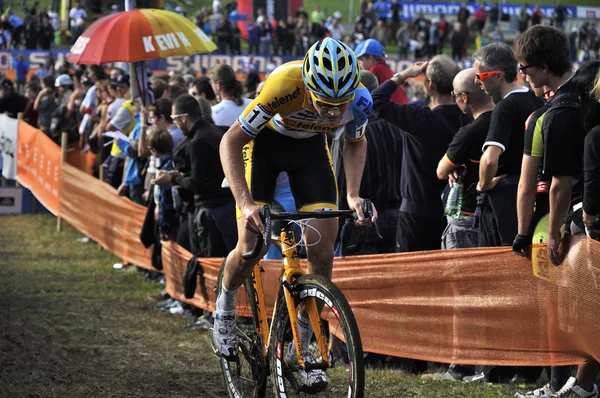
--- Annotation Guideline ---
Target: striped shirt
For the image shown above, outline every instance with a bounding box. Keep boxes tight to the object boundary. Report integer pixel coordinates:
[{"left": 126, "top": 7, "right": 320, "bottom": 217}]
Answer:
[{"left": 331, "top": 114, "right": 403, "bottom": 210}]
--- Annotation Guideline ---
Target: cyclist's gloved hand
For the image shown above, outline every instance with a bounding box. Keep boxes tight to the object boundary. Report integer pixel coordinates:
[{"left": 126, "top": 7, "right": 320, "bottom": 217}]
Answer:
[{"left": 512, "top": 233, "right": 532, "bottom": 257}]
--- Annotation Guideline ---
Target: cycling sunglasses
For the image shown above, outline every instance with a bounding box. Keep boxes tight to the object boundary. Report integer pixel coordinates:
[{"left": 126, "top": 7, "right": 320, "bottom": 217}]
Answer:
[
  {"left": 310, "top": 91, "right": 355, "bottom": 109},
  {"left": 519, "top": 64, "right": 536, "bottom": 75},
  {"left": 475, "top": 70, "right": 502, "bottom": 82}
]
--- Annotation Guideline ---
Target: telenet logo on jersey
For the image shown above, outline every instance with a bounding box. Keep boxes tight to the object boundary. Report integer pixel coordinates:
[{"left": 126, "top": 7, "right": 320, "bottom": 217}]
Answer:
[
  {"left": 282, "top": 120, "right": 339, "bottom": 133},
  {"left": 265, "top": 86, "right": 301, "bottom": 112}
]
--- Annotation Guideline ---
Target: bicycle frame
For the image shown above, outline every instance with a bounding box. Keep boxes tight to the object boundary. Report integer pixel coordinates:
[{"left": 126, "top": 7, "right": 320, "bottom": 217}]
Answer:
[{"left": 248, "top": 224, "right": 331, "bottom": 370}]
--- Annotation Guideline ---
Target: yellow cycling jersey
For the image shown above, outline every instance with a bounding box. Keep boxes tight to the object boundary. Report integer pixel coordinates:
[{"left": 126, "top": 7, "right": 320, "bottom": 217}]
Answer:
[{"left": 238, "top": 61, "right": 373, "bottom": 140}]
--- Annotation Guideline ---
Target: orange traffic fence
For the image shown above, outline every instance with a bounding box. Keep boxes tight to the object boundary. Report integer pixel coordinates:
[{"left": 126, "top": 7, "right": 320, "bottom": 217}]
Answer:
[{"left": 15, "top": 120, "right": 600, "bottom": 367}]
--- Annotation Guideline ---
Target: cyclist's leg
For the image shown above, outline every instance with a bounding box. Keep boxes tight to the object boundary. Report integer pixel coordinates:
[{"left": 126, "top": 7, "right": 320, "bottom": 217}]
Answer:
[
  {"left": 302, "top": 217, "right": 337, "bottom": 279},
  {"left": 213, "top": 133, "right": 279, "bottom": 358},
  {"left": 286, "top": 134, "right": 339, "bottom": 279},
  {"left": 221, "top": 131, "right": 280, "bottom": 290}
]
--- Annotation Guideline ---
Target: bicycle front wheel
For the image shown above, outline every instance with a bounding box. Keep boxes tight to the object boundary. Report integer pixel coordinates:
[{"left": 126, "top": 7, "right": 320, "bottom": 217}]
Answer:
[
  {"left": 215, "top": 265, "right": 268, "bottom": 398},
  {"left": 270, "top": 274, "right": 364, "bottom": 397}
]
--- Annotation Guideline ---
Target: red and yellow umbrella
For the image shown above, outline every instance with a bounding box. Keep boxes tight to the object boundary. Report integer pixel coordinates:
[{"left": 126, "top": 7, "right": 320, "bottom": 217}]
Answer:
[{"left": 67, "top": 9, "right": 217, "bottom": 65}]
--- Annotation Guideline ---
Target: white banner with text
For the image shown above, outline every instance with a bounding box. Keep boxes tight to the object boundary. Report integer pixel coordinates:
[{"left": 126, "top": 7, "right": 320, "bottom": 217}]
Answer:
[{"left": 0, "top": 114, "right": 19, "bottom": 180}]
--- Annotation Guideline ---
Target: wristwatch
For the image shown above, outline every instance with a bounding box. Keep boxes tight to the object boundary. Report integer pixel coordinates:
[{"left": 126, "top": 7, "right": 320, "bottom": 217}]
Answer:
[{"left": 392, "top": 72, "right": 406, "bottom": 85}]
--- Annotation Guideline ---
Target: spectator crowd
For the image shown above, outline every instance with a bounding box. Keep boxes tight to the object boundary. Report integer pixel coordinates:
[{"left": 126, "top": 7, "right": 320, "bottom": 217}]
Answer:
[
  {"left": 1, "top": 3, "right": 600, "bottom": 397},
  {"left": 1, "top": 0, "right": 599, "bottom": 65}
]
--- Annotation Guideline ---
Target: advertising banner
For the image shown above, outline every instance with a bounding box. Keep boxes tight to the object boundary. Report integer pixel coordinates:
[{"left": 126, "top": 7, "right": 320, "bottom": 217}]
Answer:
[
  {"left": 576, "top": 6, "right": 600, "bottom": 19},
  {"left": 15, "top": 122, "right": 61, "bottom": 215}
]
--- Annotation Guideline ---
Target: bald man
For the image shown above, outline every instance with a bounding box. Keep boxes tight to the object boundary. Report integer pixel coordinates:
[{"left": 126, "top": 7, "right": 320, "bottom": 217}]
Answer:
[
  {"left": 437, "top": 68, "right": 495, "bottom": 250},
  {"left": 372, "top": 55, "right": 472, "bottom": 253},
  {"left": 433, "top": 68, "right": 495, "bottom": 382}
]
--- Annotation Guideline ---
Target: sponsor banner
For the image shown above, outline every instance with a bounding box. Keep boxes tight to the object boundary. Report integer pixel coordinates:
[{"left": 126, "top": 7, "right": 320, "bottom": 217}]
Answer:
[
  {"left": 576, "top": 6, "right": 600, "bottom": 19},
  {"left": 0, "top": 51, "right": 582, "bottom": 77},
  {"left": 0, "top": 187, "right": 23, "bottom": 214},
  {"left": 0, "top": 50, "right": 463, "bottom": 75},
  {"left": 16, "top": 121, "right": 61, "bottom": 215},
  {"left": 400, "top": 2, "right": 576, "bottom": 20},
  {"left": 0, "top": 114, "right": 19, "bottom": 180}
]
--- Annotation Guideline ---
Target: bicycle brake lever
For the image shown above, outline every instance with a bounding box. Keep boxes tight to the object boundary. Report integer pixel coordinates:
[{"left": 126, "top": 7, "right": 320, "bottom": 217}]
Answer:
[
  {"left": 372, "top": 221, "right": 384, "bottom": 240},
  {"left": 262, "top": 205, "right": 272, "bottom": 247},
  {"left": 361, "top": 199, "right": 383, "bottom": 240}
]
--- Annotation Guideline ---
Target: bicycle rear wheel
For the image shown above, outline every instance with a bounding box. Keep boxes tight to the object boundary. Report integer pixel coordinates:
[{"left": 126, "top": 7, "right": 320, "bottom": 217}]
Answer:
[
  {"left": 215, "top": 264, "right": 268, "bottom": 398},
  {"left": 270, "top": 274, "right": 364, "bottom": 397}
]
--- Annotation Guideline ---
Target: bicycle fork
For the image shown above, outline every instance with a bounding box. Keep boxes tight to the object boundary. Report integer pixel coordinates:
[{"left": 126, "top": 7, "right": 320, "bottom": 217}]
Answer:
[
  {"left": 251, "top": 263, "right": 270, "bottom": 358},
  {"left": 279, "top": 229, "right": 331, "bottom": 371}
]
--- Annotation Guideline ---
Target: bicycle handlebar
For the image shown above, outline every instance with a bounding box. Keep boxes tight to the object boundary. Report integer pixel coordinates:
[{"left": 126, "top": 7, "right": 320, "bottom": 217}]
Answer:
[{"left": 241, "top": 200, "right": 380, "bottom": 260}]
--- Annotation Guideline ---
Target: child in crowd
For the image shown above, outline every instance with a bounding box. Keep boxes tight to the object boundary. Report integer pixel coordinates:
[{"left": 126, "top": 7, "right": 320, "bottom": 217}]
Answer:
[{"left": 147, "top": 129, "right": 179, "bottom": 241}]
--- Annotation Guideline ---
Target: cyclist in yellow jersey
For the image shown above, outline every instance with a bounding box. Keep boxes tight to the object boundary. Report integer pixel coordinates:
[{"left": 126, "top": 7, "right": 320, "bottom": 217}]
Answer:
[{"left": 213, "top": 38, "right": 377, "bottom": 388}]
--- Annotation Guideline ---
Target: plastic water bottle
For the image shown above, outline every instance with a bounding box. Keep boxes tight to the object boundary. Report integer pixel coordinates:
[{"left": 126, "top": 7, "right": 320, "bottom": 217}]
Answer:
[{"left": 445, "top": 173, "right": 464, "bottom": 219}]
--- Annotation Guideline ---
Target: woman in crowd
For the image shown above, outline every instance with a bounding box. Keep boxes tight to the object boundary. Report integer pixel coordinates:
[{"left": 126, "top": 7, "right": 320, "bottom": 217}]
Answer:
[
  {"left": 33, "top": 74, "right": 57, "bottom": 135},
  {"left": 208, "top": 64, "right": 251, "bottom": 128}
]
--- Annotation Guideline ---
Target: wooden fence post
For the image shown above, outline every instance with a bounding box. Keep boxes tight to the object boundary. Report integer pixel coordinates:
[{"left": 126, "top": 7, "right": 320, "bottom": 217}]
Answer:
[
  {"left": 57, "top": 132, "right": 68, "bottom": 232},
  {"left": 98, "top": 164, "right": 106, "bottom": 250}
]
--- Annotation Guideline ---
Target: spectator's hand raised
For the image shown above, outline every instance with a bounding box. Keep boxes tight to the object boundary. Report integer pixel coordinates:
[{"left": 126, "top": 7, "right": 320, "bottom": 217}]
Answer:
[
  {"left": 140, "top": 106, "right": 148, "bottom": 125},
  {"left": 402, "top": 61, "right": 429, "bottom": 79}
]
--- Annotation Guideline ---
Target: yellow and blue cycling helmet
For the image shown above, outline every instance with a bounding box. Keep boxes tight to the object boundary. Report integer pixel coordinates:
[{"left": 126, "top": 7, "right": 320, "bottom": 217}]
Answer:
[{"left": 302, "top": 38, "right": 360, "bottom": 99}]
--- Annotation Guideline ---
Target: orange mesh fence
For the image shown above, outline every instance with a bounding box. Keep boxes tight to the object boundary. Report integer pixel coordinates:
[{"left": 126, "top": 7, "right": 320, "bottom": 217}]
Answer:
[
  {"left": 16, "top": 122, "right": 62, "bottom": 214},
  {"left": 161, "top": 238, "right": 600, "bottom": 367},
  {"left": 59, "top": 163, "right": 153, "bottom": 269},
  {"left": 16, "top": 122, "right": 88, "bottom": 214},
  {"left": 45, "top": 135, "right": 600, "bottom": 367}
]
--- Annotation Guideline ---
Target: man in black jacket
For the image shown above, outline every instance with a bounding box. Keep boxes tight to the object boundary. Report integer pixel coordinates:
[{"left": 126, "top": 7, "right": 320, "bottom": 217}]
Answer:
[
  {"left": 152, "top": 94, "right": 236, "bottom": 257},
  {"left": 372, "top": 55, "right": 472, "bottom": 253},
  {"left": 332, "top": 70, "right": 403, "bottom": 255}
]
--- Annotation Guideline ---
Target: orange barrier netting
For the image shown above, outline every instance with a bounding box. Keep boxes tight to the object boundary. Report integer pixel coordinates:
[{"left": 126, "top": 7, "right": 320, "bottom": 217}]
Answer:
[
  {"left": 60, "top": 163, "right": 153, "bottom": 269},
  {"left": 22, "top": 121, "right": 595, "bottom": 367},
  {"left": 159, "top": 239, "right": 600, "bottom": 367}
]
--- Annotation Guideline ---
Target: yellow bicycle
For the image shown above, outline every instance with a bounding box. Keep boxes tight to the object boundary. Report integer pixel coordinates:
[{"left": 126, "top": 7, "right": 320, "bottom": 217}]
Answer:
[{"left": 213, "top": 204, "right": 370, "bottom": 397}]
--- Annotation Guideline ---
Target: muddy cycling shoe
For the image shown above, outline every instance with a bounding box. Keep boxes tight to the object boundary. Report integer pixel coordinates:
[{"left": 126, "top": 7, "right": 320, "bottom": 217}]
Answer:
[
  {"left": 285, "top": 343, "right": 328, "bottom": 392},
  {"left": 211, "top": 309, "right": 238, "bottom": 360}
]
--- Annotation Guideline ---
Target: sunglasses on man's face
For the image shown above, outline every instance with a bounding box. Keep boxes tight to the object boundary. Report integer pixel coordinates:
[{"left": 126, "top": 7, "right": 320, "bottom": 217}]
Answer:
[
  {"left": 475, "top": 70, "right": 502, "bottom": 82},
  {"left": 310, "top": 91, "right": 355, "bottom": 109},
  {"left": 451, "top": 91, "right": 471, "bottom": 100},
  {"left": 518, "top": 64, "right": 536, "bottom": 75},
  {"left": 170, "top": 113, "right": 188, "bottom": 120}
]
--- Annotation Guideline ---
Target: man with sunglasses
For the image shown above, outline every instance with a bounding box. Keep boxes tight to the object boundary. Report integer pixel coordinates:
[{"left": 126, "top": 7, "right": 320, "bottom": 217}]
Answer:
[
  {"left": 372, "top": 55, "right": 472, "bottom": 254},
  {"left": 213, "top": 38, "right": 374, "bottom": 389},
  {"left": 437, "top": 68, "right": 495, "bottom": 249},
  {"left": 473, "top": 43, "right": 544, "bottom": 247},
  {"left": 432, "top": 68, "right": 496, "bottom": 383},
  {"left": 152, "top": 94, "right": 237, "bottom": 258},
  {"left": 512, "top": 25, "right": 590, "bottom": 398}
]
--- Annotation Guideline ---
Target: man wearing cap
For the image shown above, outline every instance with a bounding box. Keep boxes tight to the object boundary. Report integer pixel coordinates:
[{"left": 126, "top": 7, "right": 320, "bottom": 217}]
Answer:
[
  {"left": 0, "top": 78, "right": 28, "bottom": 118},
  {"left": 355, "top": 39, "right": 408, "bottom": 104},
  {"left": 54, "top": 74, "right": 73, "bottom": 106}
]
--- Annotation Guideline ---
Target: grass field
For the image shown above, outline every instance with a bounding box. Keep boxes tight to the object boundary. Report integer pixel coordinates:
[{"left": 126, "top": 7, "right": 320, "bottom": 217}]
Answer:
[{"left": 0, "top": 214, "right": 540, "bottom": 397}]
